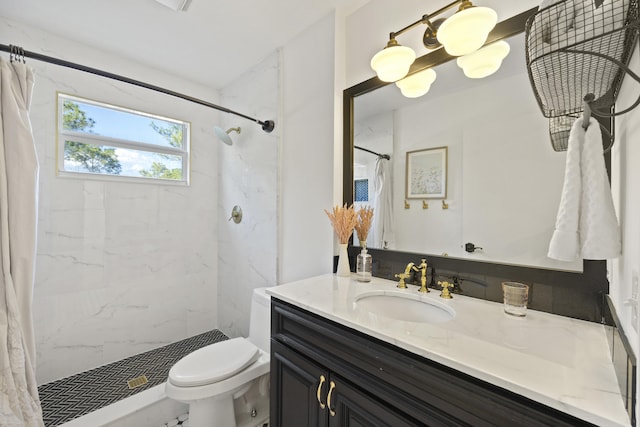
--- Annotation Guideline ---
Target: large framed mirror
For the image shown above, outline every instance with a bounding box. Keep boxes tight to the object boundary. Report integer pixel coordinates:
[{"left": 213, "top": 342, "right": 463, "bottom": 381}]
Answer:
[{"left": 343, "top": 7, "right": 586, "bottom": 273}]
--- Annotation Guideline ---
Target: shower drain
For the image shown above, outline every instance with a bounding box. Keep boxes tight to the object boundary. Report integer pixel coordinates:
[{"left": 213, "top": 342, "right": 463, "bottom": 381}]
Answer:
[{"left": 126, "top": 375, "right": 149, "bottom": 389}]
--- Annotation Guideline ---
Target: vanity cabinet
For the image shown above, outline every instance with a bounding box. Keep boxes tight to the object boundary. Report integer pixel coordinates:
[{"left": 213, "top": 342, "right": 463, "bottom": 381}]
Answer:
[
  {"left": 271, "top": 341, "right": 422, "bottom": 427},
  {"left": 271, "top": 340, "right": 417, "bottom": 426},
  {"left": 269, "top": 298, "right": 596, "bottom": 427}
]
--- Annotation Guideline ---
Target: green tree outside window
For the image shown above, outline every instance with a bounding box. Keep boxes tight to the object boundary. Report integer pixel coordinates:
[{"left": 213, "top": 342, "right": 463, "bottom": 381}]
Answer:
[
  {"left": 62, "top": 100, "right": 122, "bottom": 174},
  {"left": 139, "top": 122, "right": 184, "bottom": 179}
]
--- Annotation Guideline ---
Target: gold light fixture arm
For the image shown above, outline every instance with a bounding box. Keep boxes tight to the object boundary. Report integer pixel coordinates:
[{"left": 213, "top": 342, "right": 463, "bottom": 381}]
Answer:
[{"left": 388, "top": 0, "right": 469, "bottom": 41}]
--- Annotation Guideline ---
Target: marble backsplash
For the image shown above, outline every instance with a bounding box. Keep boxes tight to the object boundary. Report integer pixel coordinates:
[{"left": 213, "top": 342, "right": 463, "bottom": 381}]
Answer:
[{"left": 348, "top": 246, "right": 609, "bottom": 323}]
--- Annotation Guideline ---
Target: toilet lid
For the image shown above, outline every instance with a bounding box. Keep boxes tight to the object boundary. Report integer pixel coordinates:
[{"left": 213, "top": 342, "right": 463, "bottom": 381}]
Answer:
[{"left": 169, "top": 337, "right": 261, "bottom": 387}]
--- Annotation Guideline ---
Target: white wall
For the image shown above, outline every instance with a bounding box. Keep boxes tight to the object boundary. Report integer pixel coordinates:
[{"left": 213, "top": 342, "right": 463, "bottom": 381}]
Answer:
[
  {"left": 279, "top": 14, "right": 336, "bottom": 283},
  {"left": 216, "top": 11, "right": 338, "bottom": 335},
  {"left": 611, "top": 44, "right": 640, "bottom": 413},
  {"left": 1, "top": 16, "right": 220, "bottom": 384},
  {"left": 217, "top": 52, "right": 279, "bottom": 338}
]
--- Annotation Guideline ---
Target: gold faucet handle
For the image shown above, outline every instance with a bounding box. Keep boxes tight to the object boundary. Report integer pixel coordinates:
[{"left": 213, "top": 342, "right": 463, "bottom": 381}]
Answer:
[
  {"left": 394, "top": 273, "right": 408, "bottom": 289},
  {"left": 437, "top": 281, "right": 453, "bottom": 299}
]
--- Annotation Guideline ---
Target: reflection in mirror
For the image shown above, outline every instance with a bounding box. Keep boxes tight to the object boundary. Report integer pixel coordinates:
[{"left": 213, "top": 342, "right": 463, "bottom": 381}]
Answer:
[{"left": 352, "top": 32, "right": 582, "bottom": 272}]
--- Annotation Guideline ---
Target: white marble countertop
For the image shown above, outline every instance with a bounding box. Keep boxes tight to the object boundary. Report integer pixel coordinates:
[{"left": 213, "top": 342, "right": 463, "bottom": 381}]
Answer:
[{"left": 267, "top": 274, "right": 630, "bottom": 427}]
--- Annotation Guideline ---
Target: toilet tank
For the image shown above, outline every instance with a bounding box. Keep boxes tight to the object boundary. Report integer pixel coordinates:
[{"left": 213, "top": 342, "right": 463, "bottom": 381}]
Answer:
[{"left": 248, "top": 287, "right": 272, "bottom": 353}]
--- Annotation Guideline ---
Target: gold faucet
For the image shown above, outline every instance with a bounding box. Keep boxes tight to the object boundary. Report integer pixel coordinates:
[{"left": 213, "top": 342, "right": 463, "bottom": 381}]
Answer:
[
  {"left": 437, "top": 281, "right": 454, "bottom": 299},
  {"left": 413, "top": 259, "right": 429, "bottom": 293},
  {"left": 394, "top": 262, "right": 414, "bottom": 289}
]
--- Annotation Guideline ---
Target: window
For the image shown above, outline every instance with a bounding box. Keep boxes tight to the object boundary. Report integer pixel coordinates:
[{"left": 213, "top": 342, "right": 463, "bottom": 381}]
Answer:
[
  {"left": 354, "top": 179, "right": 369, "bottom": 202},
  {"left": 57, "top": 94, "right": 190, "bottom": 184}
]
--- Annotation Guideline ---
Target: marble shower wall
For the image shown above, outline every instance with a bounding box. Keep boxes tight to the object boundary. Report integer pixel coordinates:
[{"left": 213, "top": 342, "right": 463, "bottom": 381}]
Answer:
[
  {"left": 217, "top": 52, "right": 280, "bottom": 339},
  {"left": 2, "top": 17, "right": 220, "bottom": 384}
]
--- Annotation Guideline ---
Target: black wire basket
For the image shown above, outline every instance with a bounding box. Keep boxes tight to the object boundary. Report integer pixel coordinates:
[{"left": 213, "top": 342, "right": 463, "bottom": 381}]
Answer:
[
  {"left": 548, "top": 113, "right": 579, "bottom": 151},
  {"left": 526, "top": 0, "right": 639, "bottom": 118}
]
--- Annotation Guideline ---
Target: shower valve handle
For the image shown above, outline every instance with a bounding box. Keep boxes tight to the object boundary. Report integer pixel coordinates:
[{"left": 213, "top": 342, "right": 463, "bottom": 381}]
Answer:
[{"left": 229, "top": 205, "right": 243, "bottom": 224}]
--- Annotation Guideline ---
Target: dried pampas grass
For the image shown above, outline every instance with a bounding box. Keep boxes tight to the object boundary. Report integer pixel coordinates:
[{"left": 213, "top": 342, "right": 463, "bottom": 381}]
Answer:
[
  {"left": 324, "top": 204, "right": 357, "bottom": 244},
  {"left": 355, "top": 206, "right": 374, "bottom": 245}
]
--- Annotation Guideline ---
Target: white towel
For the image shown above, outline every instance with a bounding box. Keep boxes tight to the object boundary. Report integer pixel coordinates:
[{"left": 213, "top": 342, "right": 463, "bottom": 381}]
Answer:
[{"left": 548, "top": 116, "right": 621, "bottom": 261}]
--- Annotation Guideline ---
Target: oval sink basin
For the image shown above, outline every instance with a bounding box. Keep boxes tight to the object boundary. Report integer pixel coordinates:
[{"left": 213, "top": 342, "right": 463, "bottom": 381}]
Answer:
[{"left": 355, "top": 292, "right": 455, "bottom": 324}]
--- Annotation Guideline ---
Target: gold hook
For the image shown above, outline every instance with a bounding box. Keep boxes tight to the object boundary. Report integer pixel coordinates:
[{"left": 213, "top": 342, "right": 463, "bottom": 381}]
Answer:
[
  {"left": 404, "top": 200, "right": 410, "bottom": 209},
  {"left": 422, "top": 200, "right": 429, "bottom": 209},
  {"left": 442, "top": 200, "right": 449, "bottom": 210}
]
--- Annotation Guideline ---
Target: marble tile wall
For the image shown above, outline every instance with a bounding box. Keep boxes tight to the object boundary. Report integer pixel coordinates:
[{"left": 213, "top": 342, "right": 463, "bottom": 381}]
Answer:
[
  {"left": 215, "top": 13, "right": 339, "bottom": 336},
  {"left": 3, "top": 16, "right": 220, "bottom": 384},
  {"left": 217, "top": 52, "right": 280, "bottom": 338}
]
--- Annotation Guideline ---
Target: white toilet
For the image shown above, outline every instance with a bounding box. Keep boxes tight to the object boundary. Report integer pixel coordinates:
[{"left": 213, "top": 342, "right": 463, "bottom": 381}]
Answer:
[{"left": 165, "top": 288, "right": 271, "bottom": 427}]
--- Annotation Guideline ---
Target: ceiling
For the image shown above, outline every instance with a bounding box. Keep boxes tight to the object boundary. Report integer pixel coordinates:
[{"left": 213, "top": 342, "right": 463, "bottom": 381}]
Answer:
[{"left": 0, "top": 0, "right": 365, "bottom": 89}]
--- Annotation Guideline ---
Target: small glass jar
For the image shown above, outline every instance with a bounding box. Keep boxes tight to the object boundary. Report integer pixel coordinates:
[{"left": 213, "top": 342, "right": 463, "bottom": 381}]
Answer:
[{"left": 356, "top": 247, "right": 372, "bottom": 282}]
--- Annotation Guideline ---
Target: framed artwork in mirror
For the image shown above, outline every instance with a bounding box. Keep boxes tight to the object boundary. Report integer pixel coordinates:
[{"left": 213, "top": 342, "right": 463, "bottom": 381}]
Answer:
[{"left": 405, "top": 146, "right": 447, "bottom": 199}]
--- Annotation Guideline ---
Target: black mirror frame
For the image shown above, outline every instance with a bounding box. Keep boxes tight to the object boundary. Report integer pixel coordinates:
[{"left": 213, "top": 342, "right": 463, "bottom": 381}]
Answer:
[{"left": 341, "top": 6, "right": 610, "bottom": 323}]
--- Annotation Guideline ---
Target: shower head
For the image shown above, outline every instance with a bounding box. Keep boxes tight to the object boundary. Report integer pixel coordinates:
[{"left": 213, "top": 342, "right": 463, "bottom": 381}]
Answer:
[{"left": 214, "top": 126, "right": 241, "bottom": 145}]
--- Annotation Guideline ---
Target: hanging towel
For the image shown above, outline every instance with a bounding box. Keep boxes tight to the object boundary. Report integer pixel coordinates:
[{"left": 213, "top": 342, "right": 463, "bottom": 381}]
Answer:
[
  {"left": 372, "top": 157, "right": 395, "bottom": 249},
  {"left": 548, "top": 116, "right": 621, "bottom": 261}
]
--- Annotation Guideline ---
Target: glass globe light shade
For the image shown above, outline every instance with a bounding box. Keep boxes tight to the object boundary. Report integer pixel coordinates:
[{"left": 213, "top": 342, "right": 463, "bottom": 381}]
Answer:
[
  {"left": 456, "top": 40, "right": 510, "bottom": 79},
  {"left": 370, "top": 41, "right": 416, "bottom": 82},
  {"left": 437, "top": 7, "right": 498, "bottom": 56},
  {"left": 395, "top": 68, "right": 437, "bottom": 98}
]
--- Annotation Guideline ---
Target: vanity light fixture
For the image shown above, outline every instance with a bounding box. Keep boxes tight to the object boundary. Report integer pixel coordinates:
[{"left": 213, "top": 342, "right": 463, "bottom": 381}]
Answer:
[
  {"left": 370, "top": 39, "right": 416, "bottom": 83},
  {"left": 436, "top": 3, "right": 497, "bottom": 56},
  {"left": 370, "top": 0, "right": 498, "bottom": 84},
  {"left": 456, "top": 40, "right": 510, "bottom": 79},
  {"left": 395, "top": 68, "right": 437, "bottom": 98}
]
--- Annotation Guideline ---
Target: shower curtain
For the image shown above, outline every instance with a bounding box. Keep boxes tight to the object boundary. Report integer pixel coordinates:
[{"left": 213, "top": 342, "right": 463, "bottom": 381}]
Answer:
[
  {"left": 0, "top": 58, "right": 44, "bottom": 426},
  {"left": 372, "top": 157, "right": 395, "bottom": 249}
]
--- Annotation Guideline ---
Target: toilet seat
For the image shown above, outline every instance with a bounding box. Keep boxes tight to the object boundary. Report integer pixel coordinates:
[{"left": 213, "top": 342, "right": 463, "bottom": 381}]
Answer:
[{"left": 169, "top": 338, "right": 260, "bottom": 387}]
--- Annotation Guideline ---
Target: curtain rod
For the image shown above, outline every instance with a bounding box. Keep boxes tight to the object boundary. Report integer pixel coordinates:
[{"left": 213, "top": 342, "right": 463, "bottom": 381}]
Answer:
[
  {"left": 0, "top": 43, "right": 275, "bottom": 133},
  {"left": 355, "top": 145, "right": 390, "bottom": 160}
]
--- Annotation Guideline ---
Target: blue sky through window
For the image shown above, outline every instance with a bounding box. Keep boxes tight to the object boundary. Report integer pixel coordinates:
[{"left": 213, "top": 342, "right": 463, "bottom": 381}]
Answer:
[
  {"left": 60, "top": 95, "right": 188, "bottom": 180},
  {"left": 73, "top": 101, "right": 183, "bottom": 149}
]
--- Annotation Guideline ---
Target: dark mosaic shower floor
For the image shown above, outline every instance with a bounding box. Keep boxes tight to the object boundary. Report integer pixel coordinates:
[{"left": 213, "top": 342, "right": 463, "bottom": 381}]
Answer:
[{"left": 38, "top": 329, "right": 228, "bottom": 426}]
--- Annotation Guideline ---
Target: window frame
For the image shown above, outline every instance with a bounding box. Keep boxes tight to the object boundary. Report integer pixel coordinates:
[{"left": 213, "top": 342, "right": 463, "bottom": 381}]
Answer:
[
  {"left": 354, "top": 178, "right": 369, "bottom": 202},
  {"left": 56, "top": 93, "right": 191, "bottom": 185}
]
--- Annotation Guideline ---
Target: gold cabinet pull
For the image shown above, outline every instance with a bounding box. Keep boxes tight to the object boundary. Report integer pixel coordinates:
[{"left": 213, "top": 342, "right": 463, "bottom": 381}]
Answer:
[
  {"left": 316, "top": 375, "right": 326, "bottom": 409},
  {"left": 327, "top": 380, "right": 336, "bottom": 416}
]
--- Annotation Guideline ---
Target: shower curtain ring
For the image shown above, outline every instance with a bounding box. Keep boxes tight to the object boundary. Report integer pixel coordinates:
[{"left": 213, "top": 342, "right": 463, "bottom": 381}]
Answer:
[{"left": 8, "top": 45, "right": 25, "bottom": 64}]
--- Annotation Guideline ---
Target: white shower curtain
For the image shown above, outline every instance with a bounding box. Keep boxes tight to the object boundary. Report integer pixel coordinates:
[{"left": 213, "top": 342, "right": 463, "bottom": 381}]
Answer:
[
  {"left": 372, "top": 157, "right": 395, "bottom": 249},
  {"left": 0, "top": 58, "right": 44, "bottom": 426}
]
